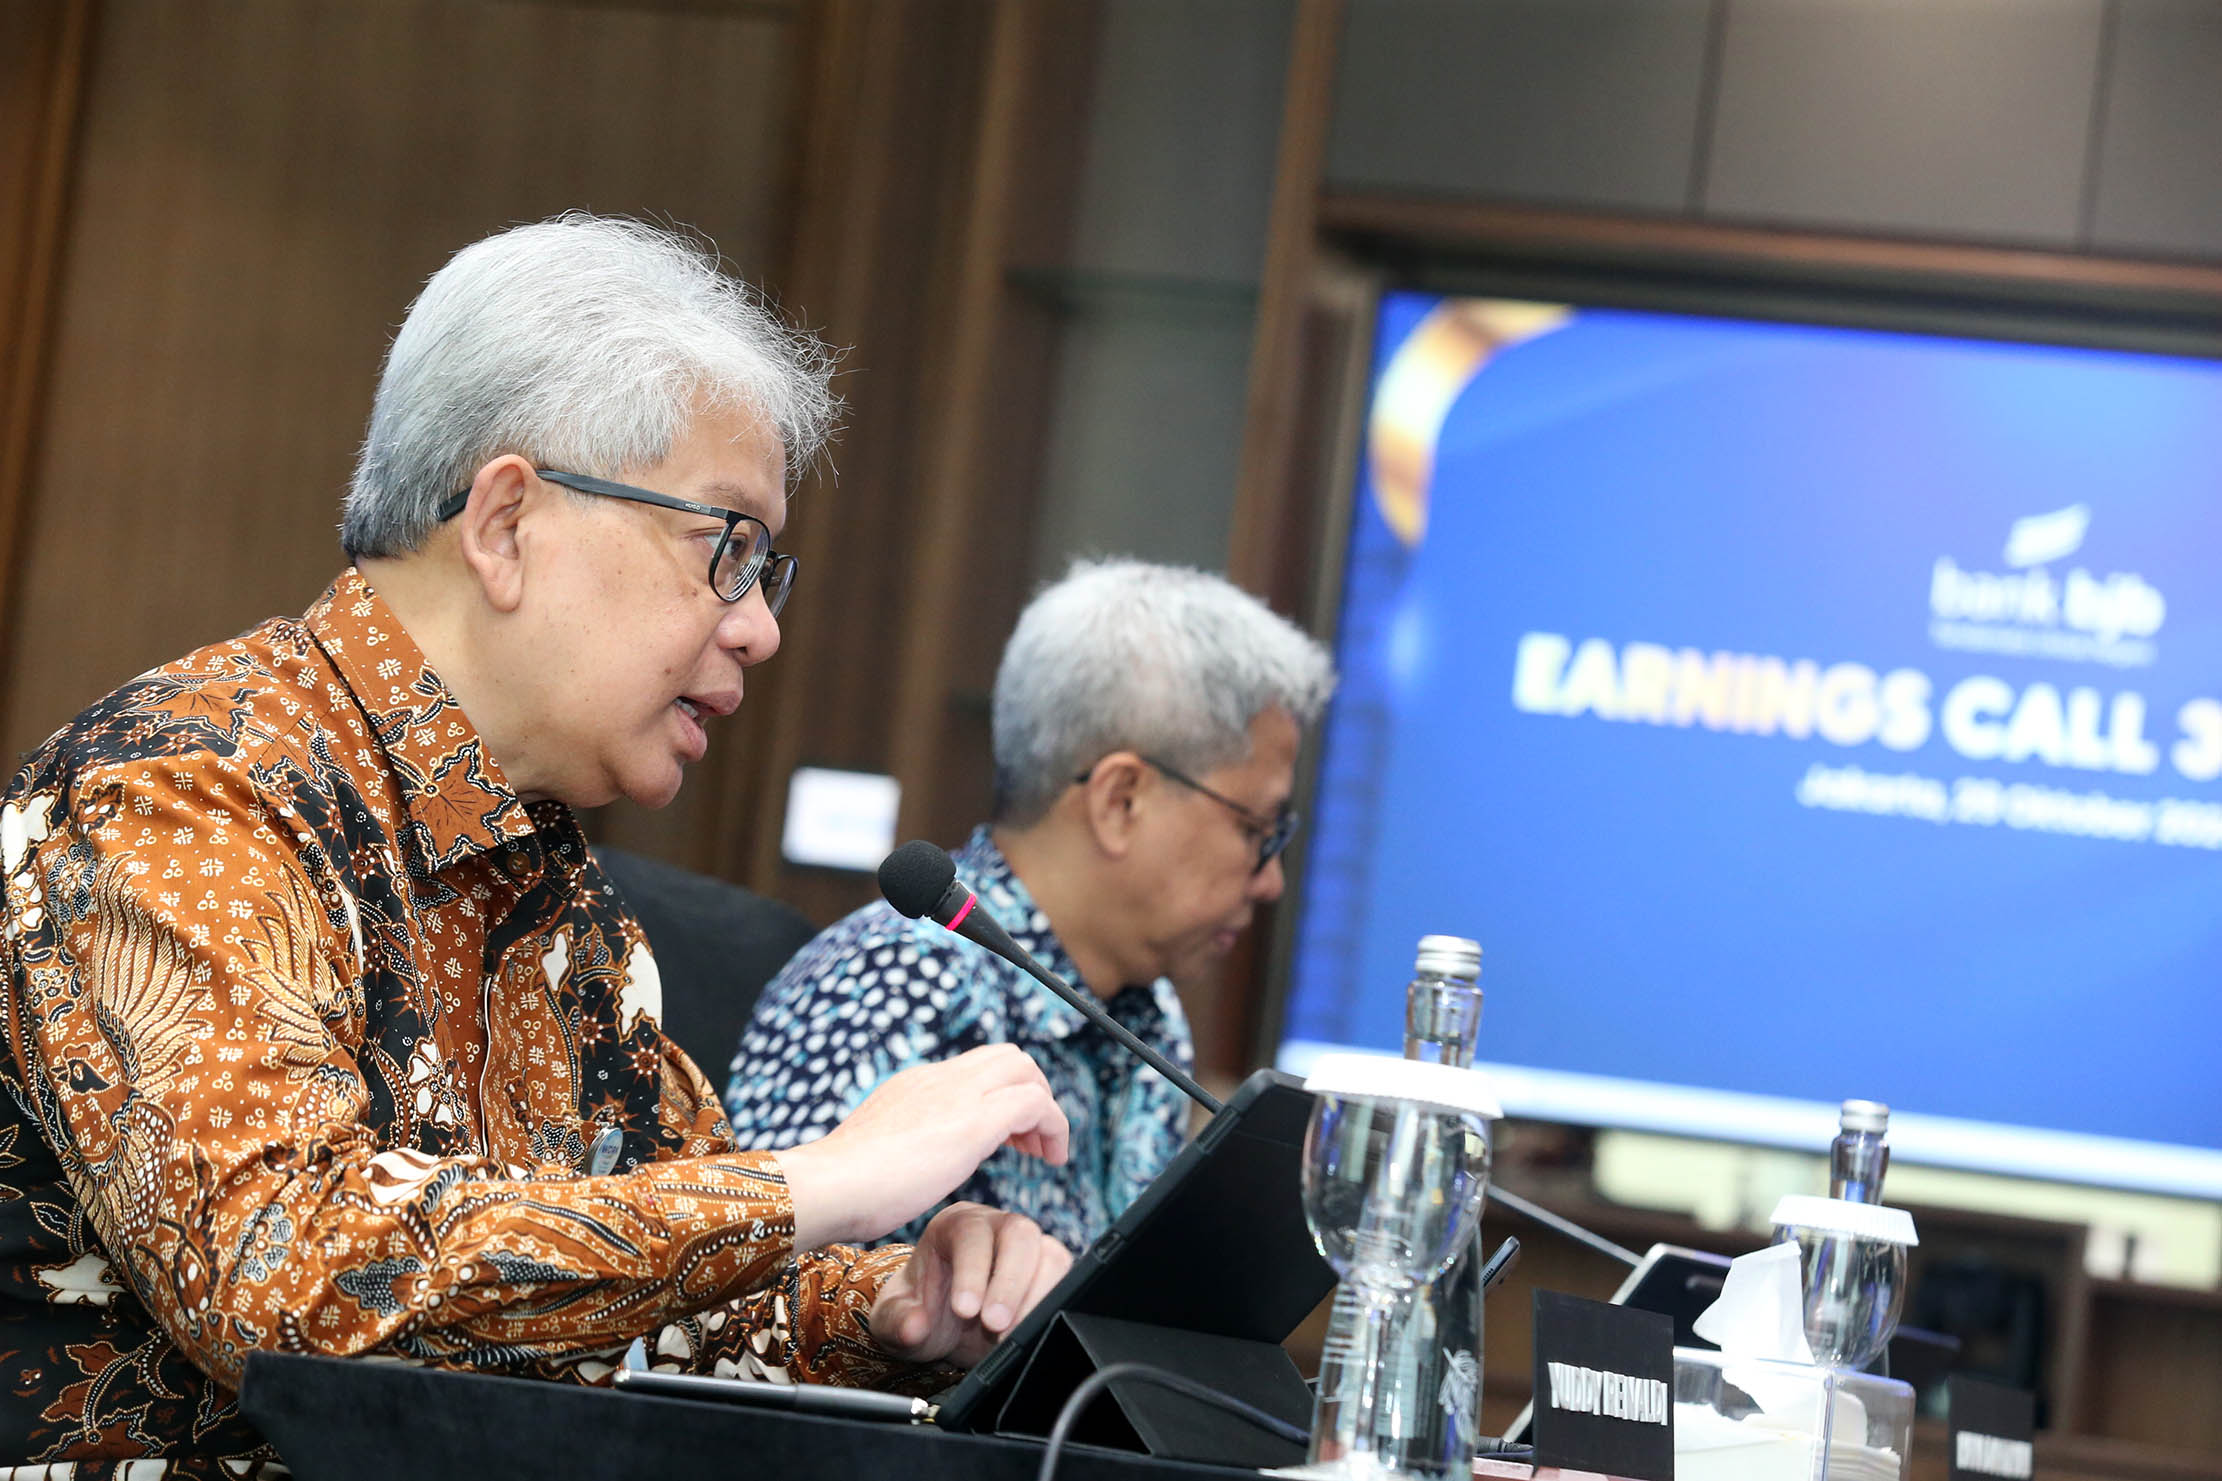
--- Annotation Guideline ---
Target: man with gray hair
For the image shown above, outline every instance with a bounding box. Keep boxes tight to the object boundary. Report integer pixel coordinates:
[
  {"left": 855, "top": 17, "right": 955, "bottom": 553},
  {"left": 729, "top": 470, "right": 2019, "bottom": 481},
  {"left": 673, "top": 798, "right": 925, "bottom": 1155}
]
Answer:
[
  {"left": 0, "top": 213, "right": 1070, "bottom": 1470},
  {"left": 727, "top": 558, "right": 1336, "bottom": 1254}
]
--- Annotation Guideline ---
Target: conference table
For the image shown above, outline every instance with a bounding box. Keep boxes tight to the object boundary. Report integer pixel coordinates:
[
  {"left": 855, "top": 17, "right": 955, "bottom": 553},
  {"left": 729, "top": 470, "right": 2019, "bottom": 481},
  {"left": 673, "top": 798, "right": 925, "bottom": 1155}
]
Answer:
[
  {"left": 238, "top": 1352, "right": 1272, "bottom": 1480},
  {"left": 241, "top": 1355, "right": 1667, "bottom": 1481}
]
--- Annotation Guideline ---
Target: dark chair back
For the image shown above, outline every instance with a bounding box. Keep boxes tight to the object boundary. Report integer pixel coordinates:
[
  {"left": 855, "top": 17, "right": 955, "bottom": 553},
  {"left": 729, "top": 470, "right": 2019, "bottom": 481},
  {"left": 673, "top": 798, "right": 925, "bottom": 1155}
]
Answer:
[{"left": 593, "top": 846, "right": 819, "bottom": 1083}]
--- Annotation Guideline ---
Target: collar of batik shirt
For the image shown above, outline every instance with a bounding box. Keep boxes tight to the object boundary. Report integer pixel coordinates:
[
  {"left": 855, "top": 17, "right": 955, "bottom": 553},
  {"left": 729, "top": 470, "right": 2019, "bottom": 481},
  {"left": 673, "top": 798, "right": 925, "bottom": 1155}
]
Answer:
[
  {"left": 305, "top": 568, "right": 537, "bottom": 877},
  {"left": 952, "top": 826, "right": 1181, "bottom": 1047}
]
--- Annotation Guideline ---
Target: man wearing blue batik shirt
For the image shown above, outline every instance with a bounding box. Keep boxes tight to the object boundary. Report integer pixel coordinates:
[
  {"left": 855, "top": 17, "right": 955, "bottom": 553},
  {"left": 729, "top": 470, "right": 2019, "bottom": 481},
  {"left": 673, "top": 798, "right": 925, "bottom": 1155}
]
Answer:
[{"left": 727, "top": 559, "right": 1336, "bottom": 1254}]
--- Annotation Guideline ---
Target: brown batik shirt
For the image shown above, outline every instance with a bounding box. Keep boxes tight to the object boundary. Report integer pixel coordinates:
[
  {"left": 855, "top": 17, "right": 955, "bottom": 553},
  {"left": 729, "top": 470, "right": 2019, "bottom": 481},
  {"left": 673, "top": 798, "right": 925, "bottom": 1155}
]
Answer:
[{"left": 0, "top": 569, "right": 920, "bottom": 1475}]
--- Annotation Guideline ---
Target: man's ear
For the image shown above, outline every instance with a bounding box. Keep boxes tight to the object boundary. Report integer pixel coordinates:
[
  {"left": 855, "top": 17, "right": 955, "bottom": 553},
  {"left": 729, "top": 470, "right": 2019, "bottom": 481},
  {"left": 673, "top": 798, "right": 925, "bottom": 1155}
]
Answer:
[
  {"left": 452, "top": 457, "right": 540, "bottom": 613},
  {"left": 1078, "top": 752, "right": 1148, "bottom": 860}
]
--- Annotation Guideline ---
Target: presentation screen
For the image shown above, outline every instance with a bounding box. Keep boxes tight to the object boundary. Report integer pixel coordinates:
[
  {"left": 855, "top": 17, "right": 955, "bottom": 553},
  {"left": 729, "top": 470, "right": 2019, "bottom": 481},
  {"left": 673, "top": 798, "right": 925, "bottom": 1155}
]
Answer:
[{"left": 1277, "top": 291, "right": 2222, "bottom": 1197}]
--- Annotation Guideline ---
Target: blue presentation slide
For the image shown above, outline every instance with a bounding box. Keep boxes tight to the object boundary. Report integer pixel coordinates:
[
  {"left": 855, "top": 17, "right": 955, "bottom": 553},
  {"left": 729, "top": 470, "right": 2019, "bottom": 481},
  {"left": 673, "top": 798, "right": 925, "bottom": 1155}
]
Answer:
[{"left": 1279, "top": 292, "right": 2222, "bottom": 1195}]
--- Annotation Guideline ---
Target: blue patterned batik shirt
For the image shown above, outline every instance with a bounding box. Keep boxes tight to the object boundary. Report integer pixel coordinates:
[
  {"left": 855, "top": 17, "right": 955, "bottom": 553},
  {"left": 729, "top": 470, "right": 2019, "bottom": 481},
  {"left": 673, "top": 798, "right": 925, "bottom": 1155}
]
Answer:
[{"left": 725, "top": 828, "right": 1193, "bottom": 1255}]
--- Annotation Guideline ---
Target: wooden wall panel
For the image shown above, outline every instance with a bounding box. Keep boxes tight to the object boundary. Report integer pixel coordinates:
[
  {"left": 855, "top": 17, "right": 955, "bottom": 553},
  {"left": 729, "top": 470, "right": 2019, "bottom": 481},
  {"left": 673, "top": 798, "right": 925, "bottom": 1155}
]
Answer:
[
  {"left": 0, "top": 0, "right": 94, "bottom": 728},
  {"left": 2, "top": 0, "right": 801, "bottom": 780},
  {"left": 707, "top": 0, "right": 1011, "bottom": 915},
  {"left": 878, "top": 0, "right": 1102, "bottom": 855},
  {"left": 722, "top": 0, "right": 1105, "bottom": 925},
  {"left": 1229, "top": 0, "right": 1342, "bottom": 610}
]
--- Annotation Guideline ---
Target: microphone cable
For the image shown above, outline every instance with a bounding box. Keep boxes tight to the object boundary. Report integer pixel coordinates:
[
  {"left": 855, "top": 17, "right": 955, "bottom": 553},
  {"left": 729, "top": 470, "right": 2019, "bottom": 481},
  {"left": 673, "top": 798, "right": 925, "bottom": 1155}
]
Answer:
[{"left": 1033, "top": 1361, "right": 1308, "bottom": 1481}]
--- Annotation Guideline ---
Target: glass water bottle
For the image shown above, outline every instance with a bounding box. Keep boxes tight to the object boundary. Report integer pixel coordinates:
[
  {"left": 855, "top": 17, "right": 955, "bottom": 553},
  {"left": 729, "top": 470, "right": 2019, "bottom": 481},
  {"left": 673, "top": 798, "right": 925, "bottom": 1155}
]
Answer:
[
  {"left": 1830, "top": 1099, "right": 1890, "bottom": 1203},
  {"left": 1309, "top": 935, "right": 1492, "bottom": 1478}
]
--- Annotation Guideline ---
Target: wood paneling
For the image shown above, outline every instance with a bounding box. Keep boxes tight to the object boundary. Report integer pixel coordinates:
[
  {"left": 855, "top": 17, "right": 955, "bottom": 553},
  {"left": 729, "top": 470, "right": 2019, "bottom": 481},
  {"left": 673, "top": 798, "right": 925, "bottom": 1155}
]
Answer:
[
  {"left": 2, "top": 0, "right": 800, "bottom": 773},
  {"left": 0, "top": 0, "right": 94, "bottom": 733},
  {"left": 1228, "top": 0, "right": 1343, "bottom": 612},
  {"left": 711, "top": 0, "right": 1104, "bottom": 927},
  {"left": 606, "top": 0, "right": 1011, "bottom": 886},
  {"left": 877, "top": 0, "right": 1101, "bottom": 858}
]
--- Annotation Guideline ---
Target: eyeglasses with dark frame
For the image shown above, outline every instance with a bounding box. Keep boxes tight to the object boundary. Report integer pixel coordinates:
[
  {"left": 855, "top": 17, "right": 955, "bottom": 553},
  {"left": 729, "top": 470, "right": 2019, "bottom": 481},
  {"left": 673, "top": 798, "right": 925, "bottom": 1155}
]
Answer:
[
  {"left": 434, "top": 469, "right": 798, "bottom": 615},
  {"left": 1072, "top": 754, "right": 1299, "bottom": 875}
]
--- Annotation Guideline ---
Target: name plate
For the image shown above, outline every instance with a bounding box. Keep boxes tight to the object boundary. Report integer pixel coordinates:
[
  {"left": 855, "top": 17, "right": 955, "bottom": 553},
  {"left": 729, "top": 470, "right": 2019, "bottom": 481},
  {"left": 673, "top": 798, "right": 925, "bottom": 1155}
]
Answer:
[
  {"left": 1950, "top": 1375, "right": 2036, "bottom": 1481},
  {"left": 1531, "top": 1289, "right": 1675, "bottom": 1481}
]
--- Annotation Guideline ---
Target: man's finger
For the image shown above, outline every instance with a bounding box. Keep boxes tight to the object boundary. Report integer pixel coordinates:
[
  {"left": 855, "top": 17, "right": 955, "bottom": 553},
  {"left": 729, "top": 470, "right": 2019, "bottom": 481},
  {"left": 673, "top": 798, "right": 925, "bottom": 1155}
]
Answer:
[
  {"left": 907, "top": 1233, "right": 952, "bottom": 1350},
  {"left": 977, "top": 1212, "right": 1042, "bottom": 1334},
  {"left": 875, "top": 1244, "right": 949, "bottom": 1358},
  {"left": 942, "top": 1206, "right": 996, "bottom": 1321},
  {"left": 981, "top": 1082, "right": 1069, "bottom": 1166}
]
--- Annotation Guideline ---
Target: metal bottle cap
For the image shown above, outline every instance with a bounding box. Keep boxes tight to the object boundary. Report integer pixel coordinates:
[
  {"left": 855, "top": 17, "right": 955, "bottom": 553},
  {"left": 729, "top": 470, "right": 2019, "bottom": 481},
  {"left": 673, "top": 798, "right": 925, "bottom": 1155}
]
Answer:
[
  {"left": 1840, "top": 1098, "right": 1890, "bottom": 1133},
  {"left": 1415, "top": 934, "right": 1482, "bottom": 980}
]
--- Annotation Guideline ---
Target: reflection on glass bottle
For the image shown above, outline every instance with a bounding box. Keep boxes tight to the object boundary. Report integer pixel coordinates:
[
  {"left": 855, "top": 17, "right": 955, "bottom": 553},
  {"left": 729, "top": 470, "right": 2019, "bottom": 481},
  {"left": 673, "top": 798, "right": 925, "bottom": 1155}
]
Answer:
[
  {"left": 1813, "top": 1099, "right": 1892, "bottom": 1370},
  {"left": 1310, "top": 935, "right": 1491, "bottom": 1478}
]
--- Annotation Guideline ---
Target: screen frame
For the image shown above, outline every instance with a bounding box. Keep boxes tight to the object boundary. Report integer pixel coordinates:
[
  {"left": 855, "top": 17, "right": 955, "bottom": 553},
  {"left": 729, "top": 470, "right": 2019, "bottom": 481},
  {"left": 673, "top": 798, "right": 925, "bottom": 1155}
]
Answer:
[{"left": 1249, "top": 198, "right": 2222, "bottom": 1193}]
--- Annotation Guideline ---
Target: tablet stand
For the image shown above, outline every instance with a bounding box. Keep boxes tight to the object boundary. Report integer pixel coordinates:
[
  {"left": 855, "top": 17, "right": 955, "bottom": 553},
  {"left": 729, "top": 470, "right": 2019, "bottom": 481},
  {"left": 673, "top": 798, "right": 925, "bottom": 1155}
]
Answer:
[{"left": 995, "top": 1311, "right": 1312, "bottom": 1469}]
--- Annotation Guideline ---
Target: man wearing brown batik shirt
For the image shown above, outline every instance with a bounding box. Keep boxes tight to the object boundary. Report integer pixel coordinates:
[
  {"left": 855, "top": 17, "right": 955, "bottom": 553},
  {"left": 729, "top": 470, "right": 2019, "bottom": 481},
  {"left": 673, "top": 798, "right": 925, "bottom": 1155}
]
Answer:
[{"left": 0, "top": 215, "right": 1071, "bottom": 1475}]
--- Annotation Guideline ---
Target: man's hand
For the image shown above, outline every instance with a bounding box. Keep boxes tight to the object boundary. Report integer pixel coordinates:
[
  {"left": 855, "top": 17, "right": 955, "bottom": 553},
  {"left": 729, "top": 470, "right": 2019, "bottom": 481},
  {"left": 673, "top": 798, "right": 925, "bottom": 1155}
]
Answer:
[
  {"left": 773, "top": 1044, "right": 1070, "bottom": 1249},
  {"left": 869, "top": 1203, "right": 1072, "bottom": 1369}
]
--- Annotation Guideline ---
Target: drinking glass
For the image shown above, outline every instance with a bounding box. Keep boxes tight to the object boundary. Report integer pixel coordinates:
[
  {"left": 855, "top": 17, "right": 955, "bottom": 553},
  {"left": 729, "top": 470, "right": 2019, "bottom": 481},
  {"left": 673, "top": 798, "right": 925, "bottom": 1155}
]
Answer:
[
  {"left": 1301, "top": 1055, "right": 1494, "bottom": 1478},
  {"left": 1769, "top": 1194, "right": 1918, "bottom": 1371}
]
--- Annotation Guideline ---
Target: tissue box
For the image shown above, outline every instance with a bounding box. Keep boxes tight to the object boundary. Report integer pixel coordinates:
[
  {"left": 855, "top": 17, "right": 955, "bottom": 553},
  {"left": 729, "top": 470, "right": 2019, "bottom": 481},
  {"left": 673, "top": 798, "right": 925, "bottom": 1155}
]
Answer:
[{"left": 1672, "top": 1348, "right": 1912, "bottom": 1481}]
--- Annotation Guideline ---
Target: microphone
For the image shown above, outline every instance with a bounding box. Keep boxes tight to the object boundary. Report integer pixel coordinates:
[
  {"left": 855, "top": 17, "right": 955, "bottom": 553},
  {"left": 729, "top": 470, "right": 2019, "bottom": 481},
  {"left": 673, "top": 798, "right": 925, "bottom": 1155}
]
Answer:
[{"left": 877, "top": 840, "right": 1222, "bottom": 1116}]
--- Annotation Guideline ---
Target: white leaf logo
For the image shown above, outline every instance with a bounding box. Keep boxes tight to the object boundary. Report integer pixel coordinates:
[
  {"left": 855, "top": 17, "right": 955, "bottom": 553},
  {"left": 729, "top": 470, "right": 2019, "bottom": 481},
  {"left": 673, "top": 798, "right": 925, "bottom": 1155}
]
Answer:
[{"left": 2003, "top": 504, "right": 2090, "bottom": 568}]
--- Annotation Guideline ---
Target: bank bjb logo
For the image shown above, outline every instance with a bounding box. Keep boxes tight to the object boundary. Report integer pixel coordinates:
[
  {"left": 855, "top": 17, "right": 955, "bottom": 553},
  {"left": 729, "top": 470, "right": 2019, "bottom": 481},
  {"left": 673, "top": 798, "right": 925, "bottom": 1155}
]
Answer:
[{"left": 1927, "top": 503, "right": 2165, "bottom": 669}]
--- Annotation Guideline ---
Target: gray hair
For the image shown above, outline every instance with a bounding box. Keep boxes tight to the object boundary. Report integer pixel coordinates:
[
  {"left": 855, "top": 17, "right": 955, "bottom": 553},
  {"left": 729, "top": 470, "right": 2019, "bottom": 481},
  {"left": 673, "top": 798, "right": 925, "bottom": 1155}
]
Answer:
[
  {"left": 341, "top": 212, "right": 838, "bottom": 557},
  {"left": 992, "top": 558, "right": 1337, "bottom": 822}
]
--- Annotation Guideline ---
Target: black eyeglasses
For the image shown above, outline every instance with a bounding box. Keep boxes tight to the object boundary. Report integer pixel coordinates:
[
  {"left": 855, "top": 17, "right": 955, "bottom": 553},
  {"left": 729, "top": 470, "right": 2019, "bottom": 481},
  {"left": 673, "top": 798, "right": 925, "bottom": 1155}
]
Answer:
[
  {"left": 435, "top": 469, "right": 798, "bottom": 615},
  {"left": 1073, "top": 755, "right": 1299, "bottom": 875}
]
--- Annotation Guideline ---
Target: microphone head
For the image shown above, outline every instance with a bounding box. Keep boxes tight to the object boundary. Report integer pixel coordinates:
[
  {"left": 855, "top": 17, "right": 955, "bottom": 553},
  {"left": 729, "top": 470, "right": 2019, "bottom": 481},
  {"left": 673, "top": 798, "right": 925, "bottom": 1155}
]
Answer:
[{"left": 877, "top": 839, "right": 957, "bottom": 920}]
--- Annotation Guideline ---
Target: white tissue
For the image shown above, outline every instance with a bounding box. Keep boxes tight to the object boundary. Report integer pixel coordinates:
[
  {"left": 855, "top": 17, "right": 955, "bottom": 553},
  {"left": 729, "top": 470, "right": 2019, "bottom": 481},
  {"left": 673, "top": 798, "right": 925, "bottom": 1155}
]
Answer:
[
  {"left": 1692, "top": 1242, "right": 1816, "bottom": 1365},
  {"left": 1686, "top": 1244, "right": 1879, "bottom": 1464}
]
